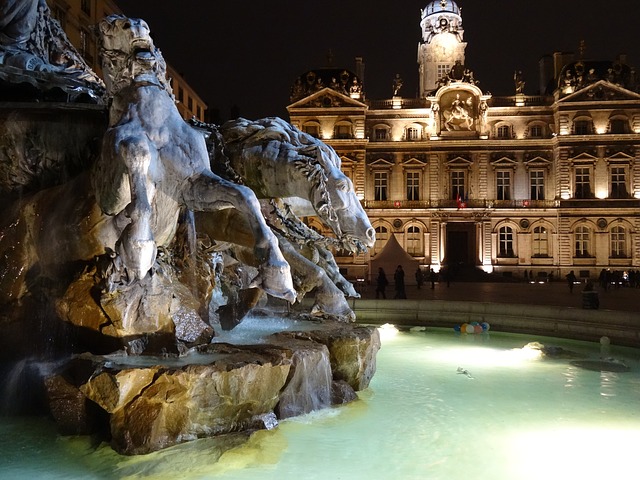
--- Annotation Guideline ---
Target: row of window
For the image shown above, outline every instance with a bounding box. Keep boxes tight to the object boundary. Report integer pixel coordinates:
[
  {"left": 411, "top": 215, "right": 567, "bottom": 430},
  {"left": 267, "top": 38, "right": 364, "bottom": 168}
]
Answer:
[
  {"left": 498, "top": 225, "right": 629, "bottom": 258},
  {"left": 302, "top": 117, "right": 632, "bottom": 141},
  {"left": 372, "top": 166, "right": 630, "bottom": 201},
  {"left": 371, "top": 224, "right": 631, "bottom": 259}
]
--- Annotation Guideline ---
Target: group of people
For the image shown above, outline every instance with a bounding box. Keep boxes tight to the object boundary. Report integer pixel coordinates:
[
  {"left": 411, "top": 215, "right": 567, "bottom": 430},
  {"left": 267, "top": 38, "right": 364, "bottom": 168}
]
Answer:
[{"left": 375, "top": 266, "right": 451, "bottom": 299}]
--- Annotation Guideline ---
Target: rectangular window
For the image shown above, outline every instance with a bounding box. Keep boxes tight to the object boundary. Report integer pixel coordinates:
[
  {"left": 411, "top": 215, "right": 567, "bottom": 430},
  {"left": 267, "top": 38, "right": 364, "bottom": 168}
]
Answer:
[
  {"left": 497, "top": 125, "right": 511, "bottom": 139},
  {"left": 374, "top": 171, "right": 388, "bottom": 201},
  {"left": 499, "top": 227, "right": 514, "bottom": 257},
  {"left": 334, "top": 125, "right": 351, "bottom": 139},
  {"left": 530, "top": 170, "right": 545, "bottom": 200},
  {"left": 574, "top": 120, "right": 592, "bottom": 135},
  {"left": 406, "top": 127, "right": 419, "bottom": 141},
  {"left": 610, "top": 119, "right": 628, "bottom": 134},
  {"left": 303, "top": 124, "right": 319, "bottom": 137},
  {"left": 529, "top": 125, "right": 543, "bottom": 138},
  {"left": 533, "top": 227, "right": 548, "bottom": 257},
  {"left": 610, "top": 166, "right": 627, "bottom": 199},
  {"left": 187, "top": 97, "right": 193, "bottom": 112},
  {"left": 496, "top": 170, "right": 511, "bottom": 200},
  {"left": 406, "top": 172, "right": 420, "bottom": 201},
  {"left": 178, "top": 86, "right": 184, "bottom": 103},
  {"left": 574, "top": 167, "right": 591, "bottom": 198},
  {"left": 611, "top": 227, "right": 626, "bottom": 258},
  {"left": 437, "top": 64, "right": 450, "bottom": 81},
  {"left": 575, "top": 227, "right": 591, "bottom": 257},
  {"left": 451, "top": 170, "right": 465, "bottom": 200}
]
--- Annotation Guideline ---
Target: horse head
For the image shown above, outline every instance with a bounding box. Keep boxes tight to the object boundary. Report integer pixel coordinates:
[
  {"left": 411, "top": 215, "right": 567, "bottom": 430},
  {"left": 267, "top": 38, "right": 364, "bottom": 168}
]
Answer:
[{"left": 309, "top": 142, "right": 375, "bottom": 253}]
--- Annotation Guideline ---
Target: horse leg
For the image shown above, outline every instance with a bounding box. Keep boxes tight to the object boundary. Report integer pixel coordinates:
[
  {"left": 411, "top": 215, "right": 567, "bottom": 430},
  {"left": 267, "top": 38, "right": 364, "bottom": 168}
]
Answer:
[
  {"left": 275, "top": 234, "right": 355, "bottom": 322},
  {"left": 184, "top": 173, "right": 295, "bottom": 303},
  {"left": 114, "top": 136, "right": 157, "bottom": 281},
  {"left": 314, "top": 245, "right": 360, "bottom": 298}
]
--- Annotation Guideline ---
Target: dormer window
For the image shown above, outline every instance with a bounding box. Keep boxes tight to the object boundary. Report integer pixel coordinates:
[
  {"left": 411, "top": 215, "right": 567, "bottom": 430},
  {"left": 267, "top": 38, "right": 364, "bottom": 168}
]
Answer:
[
  {"left": 405, "top": 127, "right": 420, "bottom": 141},
  {"left": 610, "top": 118, "right": 628, "bottom": 134}
]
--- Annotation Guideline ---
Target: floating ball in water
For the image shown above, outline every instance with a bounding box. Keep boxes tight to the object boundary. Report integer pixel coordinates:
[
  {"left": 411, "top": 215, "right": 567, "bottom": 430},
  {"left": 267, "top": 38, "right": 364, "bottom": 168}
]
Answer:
[
  {"left": 474, "top": 325, "right": 483, "bottom": 334},
  {"left": 460, "top": 323, "right": 468, "bottom": 333},
  {"left": 465, "top": 324, "right": 475, "bottom": 334},
  {"left": 481, "top": 322, "right": 490, "bottom": 331},
  {"left": 454, "top": 325, "right": 461, "bottom": 332}
]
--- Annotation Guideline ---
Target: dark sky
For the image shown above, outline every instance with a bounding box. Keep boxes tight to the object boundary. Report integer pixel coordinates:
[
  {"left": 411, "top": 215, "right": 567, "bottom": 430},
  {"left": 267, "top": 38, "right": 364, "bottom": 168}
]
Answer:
[{"left": 115, "top": 0, "right": 639, "bottom": 121}]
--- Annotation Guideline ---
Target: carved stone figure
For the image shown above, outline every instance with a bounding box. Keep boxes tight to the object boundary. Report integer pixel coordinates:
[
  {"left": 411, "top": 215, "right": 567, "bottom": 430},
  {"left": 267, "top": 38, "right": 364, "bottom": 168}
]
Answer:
[
  {"left": 0, "top": 0, "right": 102, "bottom": 87},
  {"left": 195, "top": 117, "right": 375, "bottom": 321},
  {"left": 443, "top": 93, "right": 474, "bottom": 130}
]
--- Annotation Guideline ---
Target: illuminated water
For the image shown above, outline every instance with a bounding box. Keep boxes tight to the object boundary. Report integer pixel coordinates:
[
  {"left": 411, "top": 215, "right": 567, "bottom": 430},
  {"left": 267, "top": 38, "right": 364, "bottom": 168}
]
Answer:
[{"left": 1, "top": 328, "right": 639, "bottom": 480}]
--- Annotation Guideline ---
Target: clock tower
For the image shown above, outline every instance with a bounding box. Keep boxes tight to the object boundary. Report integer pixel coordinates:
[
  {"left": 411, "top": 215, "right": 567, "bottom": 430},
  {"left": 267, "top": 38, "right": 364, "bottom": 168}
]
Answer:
[{"left": 417, "top": 0, "right": 467, "bottom": 97}]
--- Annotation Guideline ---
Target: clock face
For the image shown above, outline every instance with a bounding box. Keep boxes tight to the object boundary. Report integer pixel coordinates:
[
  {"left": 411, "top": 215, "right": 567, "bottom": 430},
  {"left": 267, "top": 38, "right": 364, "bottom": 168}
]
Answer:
[{"left": 439, "top": 18, "right": 448, "bottom": 28}]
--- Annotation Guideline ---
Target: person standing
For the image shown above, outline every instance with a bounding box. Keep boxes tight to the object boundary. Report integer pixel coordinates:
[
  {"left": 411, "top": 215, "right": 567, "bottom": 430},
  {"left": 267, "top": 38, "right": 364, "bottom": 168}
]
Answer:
[
  {"left": 566, "top": 270, "right": 577, "bottom": 293},
  {"left": 375, "top": 267, "right": 388, "bottom": 299},
  {"left": 415, "top": 268, "right": 423, "bottom": 289},
  {"left": 394, "top": 265, "right": 406, "bottom": 299}
]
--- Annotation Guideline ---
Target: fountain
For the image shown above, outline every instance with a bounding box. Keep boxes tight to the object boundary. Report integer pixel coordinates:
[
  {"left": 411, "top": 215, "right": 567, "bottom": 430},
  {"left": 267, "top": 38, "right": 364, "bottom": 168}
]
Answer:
[{"left": 0, "top": 2, "right": 379, "bottom": 456}]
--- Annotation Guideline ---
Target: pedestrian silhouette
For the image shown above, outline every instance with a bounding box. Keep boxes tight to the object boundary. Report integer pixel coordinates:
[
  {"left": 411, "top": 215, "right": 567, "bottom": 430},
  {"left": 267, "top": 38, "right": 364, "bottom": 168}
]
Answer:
[
  {"left": 394, "top": 265, "right": 406, "bottom": 299},
  {"left": 376, "top": 267, "right": 388, "bottom": 299}
]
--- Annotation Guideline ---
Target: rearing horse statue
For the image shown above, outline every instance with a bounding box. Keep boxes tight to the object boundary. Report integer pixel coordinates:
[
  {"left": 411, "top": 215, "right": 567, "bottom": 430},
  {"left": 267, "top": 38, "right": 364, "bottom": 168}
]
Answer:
[{"left": 94, "top": 15, "right": 295, "bottom": 301}]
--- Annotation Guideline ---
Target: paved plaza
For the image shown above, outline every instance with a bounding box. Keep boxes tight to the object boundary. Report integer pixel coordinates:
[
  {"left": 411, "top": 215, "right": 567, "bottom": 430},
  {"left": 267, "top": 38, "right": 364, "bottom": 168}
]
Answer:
[{"left": 356, "top": 279, "right": 640, "bottom": 314}]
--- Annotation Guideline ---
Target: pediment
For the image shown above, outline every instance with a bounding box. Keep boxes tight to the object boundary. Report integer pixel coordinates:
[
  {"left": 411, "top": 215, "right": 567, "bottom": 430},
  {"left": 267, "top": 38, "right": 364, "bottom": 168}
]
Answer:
[
  {"left": 560, "top": 80, "right": 640, "bottom": 103},
  {"left": 605, "top": 150, "right": 635, "bottom": 162},
  {"left": 524, "top": 156, "right": 552, "bottom": 169},
  {"left": 368, "top": 157, "right": 394, "bottom": 168},
  {"left": 490, "top": 156, "right": 518, "bottom": 168},
  {"left": 445, "top": 156, "right": 473, "bottom": 168},
  {"left": 568, "top": 151, "right": 598, "bottom": 163},
  {"left": 288, "top": 87, "right": 367, "bottom": 110},
  {"left": 402, "top": 156, "right": 427, "bottom": 167}
]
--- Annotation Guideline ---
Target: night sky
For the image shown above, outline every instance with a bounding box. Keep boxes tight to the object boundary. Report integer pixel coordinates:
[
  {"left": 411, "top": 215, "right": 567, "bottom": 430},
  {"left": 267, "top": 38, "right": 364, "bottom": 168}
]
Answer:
[{"left": 115, "top": 0, "right": 640, "bottom": 121}]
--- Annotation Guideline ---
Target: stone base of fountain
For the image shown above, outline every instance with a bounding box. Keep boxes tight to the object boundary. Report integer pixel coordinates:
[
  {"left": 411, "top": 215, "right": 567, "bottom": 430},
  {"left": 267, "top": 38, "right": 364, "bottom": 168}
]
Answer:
[{"left": 44, "top": 319, "right": 380, "bottom": 455}]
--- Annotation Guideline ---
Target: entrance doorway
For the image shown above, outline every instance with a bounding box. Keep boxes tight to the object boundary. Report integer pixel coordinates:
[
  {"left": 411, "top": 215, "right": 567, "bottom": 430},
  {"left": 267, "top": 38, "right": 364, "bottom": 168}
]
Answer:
[{"left": 445, "top": 222, "right": 477, "bottom": 267}]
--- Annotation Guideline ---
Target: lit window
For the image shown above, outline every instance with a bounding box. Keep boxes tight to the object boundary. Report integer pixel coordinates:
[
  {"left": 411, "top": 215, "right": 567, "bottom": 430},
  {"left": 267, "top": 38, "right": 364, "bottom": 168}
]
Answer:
[
  {"left": 437, "top": 64, "right": 451, "bottom": 81},
  {"left": 496, "top": 170, "right": 511, "bottom": 200},
  {"left": 610, "top": 167, "right": 627, "bottom": 199},
  {"left": 374, "top": 171, "right": 388, "bottom": 201},
  {"left": 532, "top": 226, "right": 548, "bottom": 257},
  {"left": 530, "top": 170, "right": 545, "bottom": 200},
  {"left": 406, "top": 172, "right": 420, "bottom": 201},
  {"left": 575, "top": 225, "right": 591, "bottom": 257},
  {"left": 451, "top": 170, "right": 465, "bottom": 200},
  {"left": 574, "top": 167, "right": 592, "bottom": 198},
  {"left": 499, "top": 226, "right": 514, "bottom": 257},
  {"left": 405, "top": 127, "right": 420, "bottom": 141},
  {"left": 406, "top": 226, "right": 422, "bottom": 256},
  {"left": 610, "top": 226, "right": 627, "bottom": 258}
]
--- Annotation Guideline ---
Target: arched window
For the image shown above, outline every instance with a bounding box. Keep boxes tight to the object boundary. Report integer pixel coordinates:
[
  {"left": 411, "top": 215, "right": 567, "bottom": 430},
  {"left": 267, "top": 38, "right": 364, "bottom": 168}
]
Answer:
[
  {"left": 498, "top": 226, "right": 514, "bottom": 257},
  {"left": 573, "top": 119, "right": 593, "bottom": 135},
  {"left": 575, "top": 225, "right": 591, "bottom": 257},
  {"left": 333, "top": 122, "right": 353, "bottom": 139},
  {"left": 373, "top": 226, "right": 388, "bottom": 256},
  {"left": 532, "top": 226, "right": 549, "bottom": 257},
  {"left": 406, "top": 226, "right": 422, "bottom": 256},
  {"left": 609, "top": 118, "right": 629, "bottom": 134},
  {"left": 405, "top": 126, "right": 420, "bottom": 141},
  {"left": 610, "top": 226, "right": 627, "bottom": 258}
]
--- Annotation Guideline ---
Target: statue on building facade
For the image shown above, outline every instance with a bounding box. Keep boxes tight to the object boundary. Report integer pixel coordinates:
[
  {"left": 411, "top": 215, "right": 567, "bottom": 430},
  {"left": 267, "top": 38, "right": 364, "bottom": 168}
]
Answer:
[{"left": 392, "top": 73, "right": 403, "bottom": 96}]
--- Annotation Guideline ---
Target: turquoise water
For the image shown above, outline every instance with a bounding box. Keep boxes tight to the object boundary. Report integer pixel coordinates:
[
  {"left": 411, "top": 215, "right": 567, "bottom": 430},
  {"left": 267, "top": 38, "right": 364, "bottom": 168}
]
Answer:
[{"left": 1, "top": 328, "right": 639, "bottom": 480}]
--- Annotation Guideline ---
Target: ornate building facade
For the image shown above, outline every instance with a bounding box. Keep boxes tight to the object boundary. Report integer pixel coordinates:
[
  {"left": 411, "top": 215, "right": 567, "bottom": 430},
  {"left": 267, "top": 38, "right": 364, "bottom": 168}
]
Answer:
[{"left": 287, "top": 0, "right": 640, "bottom": 283}]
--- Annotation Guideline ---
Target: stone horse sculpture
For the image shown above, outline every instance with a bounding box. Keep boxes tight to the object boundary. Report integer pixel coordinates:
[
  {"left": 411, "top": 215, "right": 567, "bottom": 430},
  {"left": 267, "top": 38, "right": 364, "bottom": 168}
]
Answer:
[
  {"left": 0, "top": 15, "right": 296, "bottom": 348},
  {"left": 92, "top": 15, "right": 295, "bottom": 303},
  {"left": 196, "top": 117, "right": 374, "bottom": 320}
]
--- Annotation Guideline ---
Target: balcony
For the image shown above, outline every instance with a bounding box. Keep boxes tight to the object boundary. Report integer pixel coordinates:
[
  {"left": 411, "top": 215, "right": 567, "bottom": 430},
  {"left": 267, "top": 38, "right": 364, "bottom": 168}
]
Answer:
[
  {"left": 559, "top": 199, "right": 640, "bottom": 209},
  {"left": 363, "top": 199, "right": 558, "bottom": 209}
]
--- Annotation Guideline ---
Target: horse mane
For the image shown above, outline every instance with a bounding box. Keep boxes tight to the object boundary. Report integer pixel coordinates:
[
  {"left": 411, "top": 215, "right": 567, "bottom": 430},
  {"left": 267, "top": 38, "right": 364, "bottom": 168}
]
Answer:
[{"left": 221, "top": 117, "right": 344, "bottom": 231}]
